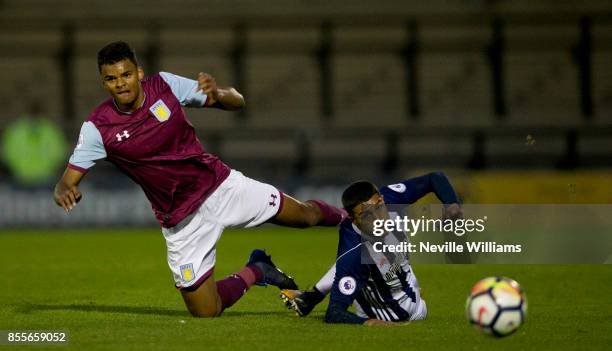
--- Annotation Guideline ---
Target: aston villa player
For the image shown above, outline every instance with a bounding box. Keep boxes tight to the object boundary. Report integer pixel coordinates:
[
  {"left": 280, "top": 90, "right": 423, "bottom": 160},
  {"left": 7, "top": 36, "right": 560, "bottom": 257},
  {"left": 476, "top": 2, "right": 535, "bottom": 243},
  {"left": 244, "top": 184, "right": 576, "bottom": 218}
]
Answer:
[{"left": 53, "top": 41, "right": 346, "bottom": 318}]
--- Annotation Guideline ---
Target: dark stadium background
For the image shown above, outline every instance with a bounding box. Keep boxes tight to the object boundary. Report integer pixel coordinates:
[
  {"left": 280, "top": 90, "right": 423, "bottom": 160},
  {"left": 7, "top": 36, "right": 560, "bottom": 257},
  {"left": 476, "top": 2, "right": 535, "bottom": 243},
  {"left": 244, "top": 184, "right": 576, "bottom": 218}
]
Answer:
[
  {"left": 0, "top": 2, "right": 611, "bottom": 350},
  {"left": 1, "top": 0, "right": 611, "bottom": 228}
]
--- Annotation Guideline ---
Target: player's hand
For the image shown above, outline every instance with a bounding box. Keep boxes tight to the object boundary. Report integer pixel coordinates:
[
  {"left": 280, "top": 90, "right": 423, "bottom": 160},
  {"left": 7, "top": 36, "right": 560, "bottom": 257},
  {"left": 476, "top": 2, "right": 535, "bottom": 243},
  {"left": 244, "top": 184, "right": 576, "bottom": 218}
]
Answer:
[
  {"left": 443, "top": 203, "right": 463, "bottom": 220},
  {"left": 54, "top": 183, "right": 82, "bottom": 212},
  {"left": 197, "top": 72, "right": 218, "bottom": 105},
  {"left": 364, "top": 319, "right": 397, "bottom": 327}
]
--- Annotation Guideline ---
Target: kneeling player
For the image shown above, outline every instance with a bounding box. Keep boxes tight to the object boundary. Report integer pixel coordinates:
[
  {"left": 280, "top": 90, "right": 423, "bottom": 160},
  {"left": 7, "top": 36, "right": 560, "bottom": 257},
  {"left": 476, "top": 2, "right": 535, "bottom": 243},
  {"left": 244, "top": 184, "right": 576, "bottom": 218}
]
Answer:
[
  {"left": 53, "top": 41, "right": 347, "bottom": 318},
  {"left": 281, "top": 172, "right": 462, "bottom": 325}
]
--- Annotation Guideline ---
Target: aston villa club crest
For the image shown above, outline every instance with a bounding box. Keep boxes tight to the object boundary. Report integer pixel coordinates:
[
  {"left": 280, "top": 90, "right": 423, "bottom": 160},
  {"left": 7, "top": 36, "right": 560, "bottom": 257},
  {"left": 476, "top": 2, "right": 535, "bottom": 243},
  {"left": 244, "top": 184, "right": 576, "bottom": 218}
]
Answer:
[
  {"left": 180, "top": 263, "right": 195, "bottom": 282},
  {"left": 150, "top": 99, "right": 171, "bottom": 122}
]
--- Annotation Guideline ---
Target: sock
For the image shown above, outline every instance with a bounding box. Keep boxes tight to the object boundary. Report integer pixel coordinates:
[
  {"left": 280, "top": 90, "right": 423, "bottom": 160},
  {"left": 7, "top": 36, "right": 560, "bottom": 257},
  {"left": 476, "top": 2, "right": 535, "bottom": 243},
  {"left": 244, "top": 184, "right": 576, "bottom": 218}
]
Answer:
[
  {"left": 314, "top": 264, "right": 336, "bottom": 294},
  {"left": 216, "top": 265, "right": 263, "bottom": 309},
  {"left": 239, "top": 264, "right": 263, "bottom": 285},
  {"left": 307, "top": 287, "right": 327, "bottom": 304},
  {"left": 307, "top": 199, "right": 347, "bottom": 226}
]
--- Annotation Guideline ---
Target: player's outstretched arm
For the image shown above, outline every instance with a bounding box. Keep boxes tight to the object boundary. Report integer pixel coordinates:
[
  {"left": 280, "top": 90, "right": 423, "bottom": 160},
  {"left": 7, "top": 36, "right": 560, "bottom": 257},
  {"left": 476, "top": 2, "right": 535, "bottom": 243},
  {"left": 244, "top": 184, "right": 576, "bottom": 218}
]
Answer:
[
  {"left": 53, "top": 168, "right": 85, "bottom": 212},
  {"left": 398, "top": 172, "right": 459, "bottom": 205},
  {"left": 197, "top": 72, "right": 245, "bottom": 110}
]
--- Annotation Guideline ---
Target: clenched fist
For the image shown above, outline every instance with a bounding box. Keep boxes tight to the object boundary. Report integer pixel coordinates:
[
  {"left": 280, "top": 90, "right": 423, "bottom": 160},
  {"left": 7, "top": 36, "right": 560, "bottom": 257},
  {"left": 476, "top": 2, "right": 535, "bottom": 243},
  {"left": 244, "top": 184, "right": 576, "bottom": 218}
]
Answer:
[
  {"left": 197, "top": 72, "right": 218, "bottom": 105},
  {"left": 54, "top": 183, "right": 82, "bottom": 212}
]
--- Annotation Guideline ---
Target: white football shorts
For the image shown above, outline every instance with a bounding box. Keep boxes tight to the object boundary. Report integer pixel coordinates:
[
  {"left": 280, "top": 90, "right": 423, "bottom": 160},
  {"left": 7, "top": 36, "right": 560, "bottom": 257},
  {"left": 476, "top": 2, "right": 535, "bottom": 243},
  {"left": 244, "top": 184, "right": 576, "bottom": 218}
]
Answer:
[{"left": 161, "top": 169, "right": 283, "bottom": 289}]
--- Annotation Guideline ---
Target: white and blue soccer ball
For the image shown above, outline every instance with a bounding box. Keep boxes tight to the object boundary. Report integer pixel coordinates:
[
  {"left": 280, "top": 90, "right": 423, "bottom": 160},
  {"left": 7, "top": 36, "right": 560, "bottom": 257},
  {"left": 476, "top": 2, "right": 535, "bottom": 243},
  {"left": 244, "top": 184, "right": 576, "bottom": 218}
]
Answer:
[{"left": 465, "top": 276, "right": 527, "bottom": 337}]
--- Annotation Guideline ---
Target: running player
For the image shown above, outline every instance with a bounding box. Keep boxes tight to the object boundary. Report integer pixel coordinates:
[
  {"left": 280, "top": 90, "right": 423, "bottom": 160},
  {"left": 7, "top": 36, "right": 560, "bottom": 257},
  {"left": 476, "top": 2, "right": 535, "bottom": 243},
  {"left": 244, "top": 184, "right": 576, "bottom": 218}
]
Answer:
[
  {"left": 281, "top": 172, "right": 462, "bottom": 324},
  {"left": 53, "top": 41, "right": 346, "bottom": 317}
]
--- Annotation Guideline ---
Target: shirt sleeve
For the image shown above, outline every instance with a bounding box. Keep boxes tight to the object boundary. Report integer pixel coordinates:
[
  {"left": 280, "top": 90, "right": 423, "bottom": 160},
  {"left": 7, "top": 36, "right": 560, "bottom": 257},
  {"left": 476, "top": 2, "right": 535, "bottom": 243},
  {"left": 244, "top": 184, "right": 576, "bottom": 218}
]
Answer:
[
  {"left": 380, "top": 172, "right": 459, "bottom": 205},
  {"left": 159, "top": 71, "right": 208, "bottom": 107},
  {"left": 325, "top": 244, "right": 370, "bottom": 324},
  {"left": 68, "top": 121, "right": 106, "bottom": 172},
  {"left": 328, "top": 244, "right": 369, "bottom": 306}
]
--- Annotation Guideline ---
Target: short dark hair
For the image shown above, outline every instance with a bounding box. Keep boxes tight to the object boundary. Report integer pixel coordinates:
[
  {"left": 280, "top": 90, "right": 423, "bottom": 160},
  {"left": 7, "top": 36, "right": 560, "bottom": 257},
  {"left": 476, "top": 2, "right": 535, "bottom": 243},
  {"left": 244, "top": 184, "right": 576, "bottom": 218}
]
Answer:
[
  {"left": 341, "top": 181, "right": 379, "bottom": 215},
  {"left": 97, "top": 41, "right": 138, "bottom": 71}
]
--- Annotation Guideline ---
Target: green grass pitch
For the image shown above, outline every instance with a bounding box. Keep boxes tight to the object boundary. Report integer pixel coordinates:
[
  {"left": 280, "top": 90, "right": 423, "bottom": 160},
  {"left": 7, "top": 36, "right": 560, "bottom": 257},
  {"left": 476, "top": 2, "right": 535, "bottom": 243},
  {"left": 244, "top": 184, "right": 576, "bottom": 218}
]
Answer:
[{"left": 0, "top": 227, "right": 610, "bottom": 350}]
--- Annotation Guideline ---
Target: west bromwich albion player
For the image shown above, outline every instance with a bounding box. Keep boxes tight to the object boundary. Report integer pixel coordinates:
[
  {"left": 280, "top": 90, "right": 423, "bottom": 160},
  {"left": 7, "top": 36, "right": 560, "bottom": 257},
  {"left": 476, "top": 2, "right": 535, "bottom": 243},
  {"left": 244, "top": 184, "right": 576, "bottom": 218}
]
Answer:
[
  {"left": 53, "top": 41, "right": 346, "bottom": 318},
  {"left": 281, "top": 172, "right": 461, "bottom": 325}
]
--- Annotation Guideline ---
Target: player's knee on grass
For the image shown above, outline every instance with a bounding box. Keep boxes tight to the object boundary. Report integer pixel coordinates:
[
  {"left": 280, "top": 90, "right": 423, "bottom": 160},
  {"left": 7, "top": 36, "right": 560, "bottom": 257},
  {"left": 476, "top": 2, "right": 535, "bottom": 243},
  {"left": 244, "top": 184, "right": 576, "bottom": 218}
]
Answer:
[
  {"left": 187, "top": 305, "right": 221, "bottom": 318},
  {"left": 183, "top": 295, "right": 222, "bottom": 318},
  {"left": 181, "top": 277, "right": 223, "bottom": 318}
]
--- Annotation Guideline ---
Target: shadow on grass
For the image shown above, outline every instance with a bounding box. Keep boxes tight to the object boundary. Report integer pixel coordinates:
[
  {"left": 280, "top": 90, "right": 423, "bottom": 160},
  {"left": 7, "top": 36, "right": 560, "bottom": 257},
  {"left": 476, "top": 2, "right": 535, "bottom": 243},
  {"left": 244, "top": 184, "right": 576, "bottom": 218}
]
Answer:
[
  {"left": 17, "top": 303, "right": 291, "bottom": 318},
  {"left": 17, "top": 303, "right": 187, "bottom": 316}
]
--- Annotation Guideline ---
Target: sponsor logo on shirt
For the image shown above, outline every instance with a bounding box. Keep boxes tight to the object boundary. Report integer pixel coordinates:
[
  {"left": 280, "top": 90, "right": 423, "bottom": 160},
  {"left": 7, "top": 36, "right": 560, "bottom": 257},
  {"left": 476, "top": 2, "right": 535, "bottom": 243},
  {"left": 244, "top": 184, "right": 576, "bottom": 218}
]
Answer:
[{"left": 150, "top": 99, "right": 171, "bottom": 122}]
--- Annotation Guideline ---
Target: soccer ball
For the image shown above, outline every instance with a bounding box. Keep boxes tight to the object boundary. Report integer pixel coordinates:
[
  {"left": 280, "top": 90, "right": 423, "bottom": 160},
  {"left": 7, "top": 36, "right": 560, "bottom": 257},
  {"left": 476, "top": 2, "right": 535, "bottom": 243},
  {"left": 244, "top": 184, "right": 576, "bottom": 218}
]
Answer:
[{"left": 465, "top": 276, "right": 527, "bottom": 337}]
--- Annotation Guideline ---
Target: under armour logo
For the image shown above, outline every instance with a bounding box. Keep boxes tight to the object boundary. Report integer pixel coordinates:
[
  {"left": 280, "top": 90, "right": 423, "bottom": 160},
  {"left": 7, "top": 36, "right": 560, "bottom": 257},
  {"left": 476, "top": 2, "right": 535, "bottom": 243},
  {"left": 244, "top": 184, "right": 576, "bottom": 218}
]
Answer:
[
  {"left": 269, "top": 194, "right": 278, "bottom": 207},
  {"left": 116, "top": 130, "right": 130, "bottom": 142}
]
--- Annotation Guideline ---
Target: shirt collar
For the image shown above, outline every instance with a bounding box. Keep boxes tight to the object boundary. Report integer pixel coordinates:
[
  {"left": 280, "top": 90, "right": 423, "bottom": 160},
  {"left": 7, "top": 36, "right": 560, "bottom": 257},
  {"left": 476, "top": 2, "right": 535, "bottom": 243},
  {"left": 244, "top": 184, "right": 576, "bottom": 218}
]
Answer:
[{"left": 113, "top": 92, "right": 146, "bottom": 114}]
